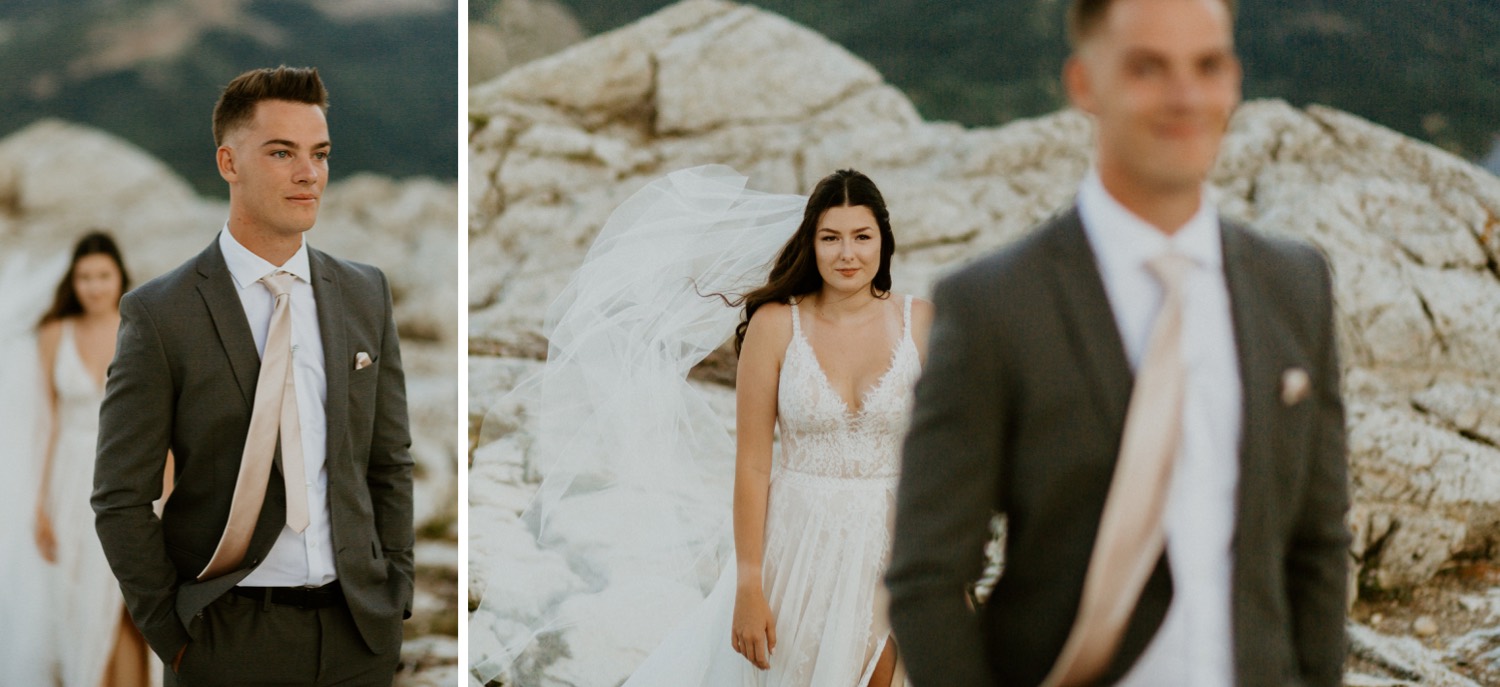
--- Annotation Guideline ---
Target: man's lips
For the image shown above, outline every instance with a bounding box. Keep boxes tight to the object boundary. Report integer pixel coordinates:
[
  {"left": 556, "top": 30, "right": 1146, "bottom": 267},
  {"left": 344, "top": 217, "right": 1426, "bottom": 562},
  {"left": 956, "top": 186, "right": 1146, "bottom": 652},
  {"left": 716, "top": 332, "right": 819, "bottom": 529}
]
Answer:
[
  {"left": 286, "top": 194, "right": 319, "bottom": 203},
  {"left": 1154, "top": 120, "right": 1212, "bottom": 139}
]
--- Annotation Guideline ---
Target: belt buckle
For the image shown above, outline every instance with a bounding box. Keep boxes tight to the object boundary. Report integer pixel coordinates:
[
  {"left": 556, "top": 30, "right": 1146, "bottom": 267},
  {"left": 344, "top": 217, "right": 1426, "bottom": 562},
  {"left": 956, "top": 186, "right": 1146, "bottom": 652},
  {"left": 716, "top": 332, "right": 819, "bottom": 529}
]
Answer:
[{"left": 293, "top": 585, "right": 320, "bottom": 609}]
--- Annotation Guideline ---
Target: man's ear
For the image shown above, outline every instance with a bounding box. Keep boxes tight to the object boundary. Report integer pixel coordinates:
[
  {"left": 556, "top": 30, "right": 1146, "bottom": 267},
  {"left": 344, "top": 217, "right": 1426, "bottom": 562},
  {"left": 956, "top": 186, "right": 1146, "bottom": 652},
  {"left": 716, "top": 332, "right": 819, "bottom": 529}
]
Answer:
[
  {"left": 216, "top": 145, "right": 237, "bottom": 183},
  {"left": 1063, "top": 55, "right": 1095, "bottom": 115}
]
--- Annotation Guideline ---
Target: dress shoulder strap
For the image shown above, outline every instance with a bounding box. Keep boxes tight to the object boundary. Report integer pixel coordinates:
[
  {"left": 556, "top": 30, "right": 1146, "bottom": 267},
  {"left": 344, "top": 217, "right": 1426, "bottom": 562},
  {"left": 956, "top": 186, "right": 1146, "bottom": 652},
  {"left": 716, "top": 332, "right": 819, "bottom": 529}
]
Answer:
[
  {"left": 57, "top": 319, "right": 77, "bottom": 366},
  {"left": 901, "top": 295, "right": 913, "bottom": 341},
  {"left": 789, "top": 298, "right": 803, "bottom": 337}
]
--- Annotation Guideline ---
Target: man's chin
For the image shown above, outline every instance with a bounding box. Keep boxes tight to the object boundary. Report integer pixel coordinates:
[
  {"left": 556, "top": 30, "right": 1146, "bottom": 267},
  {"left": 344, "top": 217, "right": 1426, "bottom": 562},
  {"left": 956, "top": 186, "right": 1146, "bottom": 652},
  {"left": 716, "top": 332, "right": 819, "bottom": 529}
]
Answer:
[
  {"left": 278, "top": 215, "right": 319, "bottom": 234},
  {"left": 1139, "top": 160, "right": 1216, "bottom": 193}
]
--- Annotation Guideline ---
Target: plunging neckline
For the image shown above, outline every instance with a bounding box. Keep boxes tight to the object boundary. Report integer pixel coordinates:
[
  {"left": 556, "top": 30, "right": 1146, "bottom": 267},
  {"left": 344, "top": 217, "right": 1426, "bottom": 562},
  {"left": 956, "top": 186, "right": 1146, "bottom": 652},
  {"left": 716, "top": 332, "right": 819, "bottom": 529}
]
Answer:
[
  {"left": 792, "top": 296, "right": 911, "bottom": 419},
  {"left": 65, "top": 320, "right": 107, "bottom": 393}
]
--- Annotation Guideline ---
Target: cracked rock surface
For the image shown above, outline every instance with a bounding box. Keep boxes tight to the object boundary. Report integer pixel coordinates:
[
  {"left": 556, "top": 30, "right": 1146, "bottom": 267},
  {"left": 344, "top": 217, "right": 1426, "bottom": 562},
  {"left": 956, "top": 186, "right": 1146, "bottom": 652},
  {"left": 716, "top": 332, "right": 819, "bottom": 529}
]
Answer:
[{"left": 468, "top": 1, "right": 1500, "bottom": 684}]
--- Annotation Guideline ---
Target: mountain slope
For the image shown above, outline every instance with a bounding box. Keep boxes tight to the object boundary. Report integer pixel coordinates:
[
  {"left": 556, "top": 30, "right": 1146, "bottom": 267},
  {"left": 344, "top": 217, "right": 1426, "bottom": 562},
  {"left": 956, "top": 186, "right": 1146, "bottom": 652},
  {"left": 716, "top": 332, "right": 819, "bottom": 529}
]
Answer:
[
  {"left": 0, "top": 0, "right": 457, "bottom": 196},
  {"left": 526, "top": 0, "right": 1500, "bottom": 162}
]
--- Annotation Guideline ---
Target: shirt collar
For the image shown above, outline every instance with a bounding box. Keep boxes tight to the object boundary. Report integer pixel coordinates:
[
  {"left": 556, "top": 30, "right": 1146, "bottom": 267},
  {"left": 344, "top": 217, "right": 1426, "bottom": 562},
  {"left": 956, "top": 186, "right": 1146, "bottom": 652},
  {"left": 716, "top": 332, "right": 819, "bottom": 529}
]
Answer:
[
  {"left": 1077, "top": 168, "right": 1222, "bottom": 276},
  {"left": 218, "top": 225, "right": 312, "bottom": 291}
]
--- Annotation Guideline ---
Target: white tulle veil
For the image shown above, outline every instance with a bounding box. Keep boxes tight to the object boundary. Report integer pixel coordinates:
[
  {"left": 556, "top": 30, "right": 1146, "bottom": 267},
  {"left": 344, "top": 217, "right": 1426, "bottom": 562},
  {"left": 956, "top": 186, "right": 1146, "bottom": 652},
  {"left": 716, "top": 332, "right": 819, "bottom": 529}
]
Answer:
[
  {"left": 0, "top": 249, "right": 70, "bottom": 685},
  {"left": 470, "top": 165, "right": 809, "bottom": 683}
]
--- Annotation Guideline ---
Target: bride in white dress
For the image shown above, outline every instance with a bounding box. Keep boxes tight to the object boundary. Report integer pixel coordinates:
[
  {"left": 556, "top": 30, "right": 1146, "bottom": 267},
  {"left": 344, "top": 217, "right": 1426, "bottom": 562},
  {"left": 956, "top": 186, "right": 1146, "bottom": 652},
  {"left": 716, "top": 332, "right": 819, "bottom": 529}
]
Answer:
[
  {"left": 32, "top": 232, "right": 158, "bottom": 687},
  {"left": 629, "top": 168, "right": 931, "bottom": 687},
  {"left": 470, "top": 166, "right": 930, "bottom": 687}
]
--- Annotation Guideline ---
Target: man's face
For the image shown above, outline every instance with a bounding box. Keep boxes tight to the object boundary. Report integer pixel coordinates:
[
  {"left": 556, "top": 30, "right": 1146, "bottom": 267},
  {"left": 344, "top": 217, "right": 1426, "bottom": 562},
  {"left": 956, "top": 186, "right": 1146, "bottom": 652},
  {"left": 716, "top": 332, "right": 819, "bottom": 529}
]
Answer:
[
  {"left": 218, "top": 99, "right": 330, "bottom": 237},
  {"left": 1065, "top": 0, "right": 1241, "bottom": 194}
]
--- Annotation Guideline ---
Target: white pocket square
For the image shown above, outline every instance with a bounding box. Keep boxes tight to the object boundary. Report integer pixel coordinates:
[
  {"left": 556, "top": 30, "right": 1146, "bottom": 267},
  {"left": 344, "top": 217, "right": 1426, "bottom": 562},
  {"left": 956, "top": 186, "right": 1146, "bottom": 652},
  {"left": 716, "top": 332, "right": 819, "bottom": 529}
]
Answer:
[
  {"left": 1280, "top": 367, "right": 1311, "bottom": 406},
  {"left": 355, "top": 352, "right": 373, "bottom": 371}
]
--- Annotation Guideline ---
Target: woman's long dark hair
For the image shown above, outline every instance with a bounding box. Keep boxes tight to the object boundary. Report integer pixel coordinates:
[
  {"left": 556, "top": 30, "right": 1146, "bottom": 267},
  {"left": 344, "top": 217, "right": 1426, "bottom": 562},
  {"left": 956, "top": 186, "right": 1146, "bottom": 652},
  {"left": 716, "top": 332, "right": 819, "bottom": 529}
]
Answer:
[
  {"left": 729, "top": 169, "right": 895, "bottom": 354},
  {"left": 39, "top": 231, "right": 130, "bottom": 327}
]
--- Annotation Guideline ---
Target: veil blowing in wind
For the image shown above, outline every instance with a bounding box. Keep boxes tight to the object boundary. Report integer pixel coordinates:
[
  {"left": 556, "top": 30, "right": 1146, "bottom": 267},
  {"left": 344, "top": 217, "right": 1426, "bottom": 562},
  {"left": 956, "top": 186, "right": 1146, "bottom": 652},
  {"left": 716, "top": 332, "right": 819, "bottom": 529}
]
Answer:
[{"left": 470, "top": 165, "right": 807, "bottom": 684}]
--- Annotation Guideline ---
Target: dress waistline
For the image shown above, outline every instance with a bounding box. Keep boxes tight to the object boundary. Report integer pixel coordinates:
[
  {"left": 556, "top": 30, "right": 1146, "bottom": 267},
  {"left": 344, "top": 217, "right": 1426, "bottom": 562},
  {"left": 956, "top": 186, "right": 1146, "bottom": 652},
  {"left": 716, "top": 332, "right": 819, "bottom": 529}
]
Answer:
[{"left": 771, "top": 467, "right": 898, "bottom": 488}]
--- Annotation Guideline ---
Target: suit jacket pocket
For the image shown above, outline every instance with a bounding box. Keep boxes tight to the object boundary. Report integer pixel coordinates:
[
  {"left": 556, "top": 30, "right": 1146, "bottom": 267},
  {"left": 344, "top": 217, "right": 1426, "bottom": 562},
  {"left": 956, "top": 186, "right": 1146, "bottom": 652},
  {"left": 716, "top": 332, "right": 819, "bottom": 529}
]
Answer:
[
  {"left": 360, "top": 541, "right": 390, "bottom": 584},
  {"left": 350, "top": 354, "right": 380, "bottom": 381}
]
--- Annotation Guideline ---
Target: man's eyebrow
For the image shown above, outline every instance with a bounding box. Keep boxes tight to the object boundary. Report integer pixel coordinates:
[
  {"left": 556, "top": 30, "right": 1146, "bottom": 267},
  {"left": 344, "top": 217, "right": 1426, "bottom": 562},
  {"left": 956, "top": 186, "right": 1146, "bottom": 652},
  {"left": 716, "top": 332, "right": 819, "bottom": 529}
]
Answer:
[{"left": 259, "top": 139, "right": 332, "bottom": 149}]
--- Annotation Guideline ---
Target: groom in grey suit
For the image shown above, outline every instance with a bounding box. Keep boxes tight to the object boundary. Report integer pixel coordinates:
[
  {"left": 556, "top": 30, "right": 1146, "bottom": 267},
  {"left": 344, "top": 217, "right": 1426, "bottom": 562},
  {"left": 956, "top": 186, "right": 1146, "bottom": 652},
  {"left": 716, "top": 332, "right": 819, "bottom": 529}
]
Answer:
[
  {"left": 93, "top": 66, "right": 413, "bottom": 685},
  {"left": 887, "top": 1, "right": 1349, "bottom": 686}
]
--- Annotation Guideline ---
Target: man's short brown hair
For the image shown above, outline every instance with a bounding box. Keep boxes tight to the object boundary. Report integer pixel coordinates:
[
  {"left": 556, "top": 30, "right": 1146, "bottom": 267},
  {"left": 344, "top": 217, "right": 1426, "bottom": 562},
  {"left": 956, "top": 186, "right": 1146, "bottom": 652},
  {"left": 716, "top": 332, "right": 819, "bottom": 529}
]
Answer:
[
  {"left": 1066, "top": 0, "right": 1237, "bottom": 49},
  {"left": 212, "top": 66, "right": 329, "bottom": 146}
]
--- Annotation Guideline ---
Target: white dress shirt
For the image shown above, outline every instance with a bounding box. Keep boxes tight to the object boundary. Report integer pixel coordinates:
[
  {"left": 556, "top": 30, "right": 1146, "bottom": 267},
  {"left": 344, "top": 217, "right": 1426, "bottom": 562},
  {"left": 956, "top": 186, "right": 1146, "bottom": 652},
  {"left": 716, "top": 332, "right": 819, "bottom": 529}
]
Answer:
[
  {"left": 1077, "top": 171, "right": 1242, "bottom": 687},
  {"left": 218, "top": 227, "right": 338, "bottom": 588}
]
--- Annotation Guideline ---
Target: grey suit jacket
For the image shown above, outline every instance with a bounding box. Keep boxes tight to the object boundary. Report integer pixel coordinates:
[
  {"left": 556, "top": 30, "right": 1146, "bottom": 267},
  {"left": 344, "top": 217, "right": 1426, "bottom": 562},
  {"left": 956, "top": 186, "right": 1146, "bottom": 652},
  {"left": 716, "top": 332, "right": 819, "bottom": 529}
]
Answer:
[
  {"left": 92, "top": 237, "right": 414, "bottom": 663},
  {"left": 886, "top": 207, "right": 1349, "bottom": 686}
]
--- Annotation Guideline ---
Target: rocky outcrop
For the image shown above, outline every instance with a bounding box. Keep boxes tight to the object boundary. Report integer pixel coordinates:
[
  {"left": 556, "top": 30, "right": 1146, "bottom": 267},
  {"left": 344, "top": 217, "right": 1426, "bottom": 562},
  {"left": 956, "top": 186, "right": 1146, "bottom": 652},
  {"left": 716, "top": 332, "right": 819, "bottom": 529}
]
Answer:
[
  {"left": 469, "top": 1, "right": 1500, "bottom": 684},
  {"left": 468, "top": 0, "right": 585, "bottom": 86},
  {"left": 0, "top": 118, "right": 458, "bottom": 685}
]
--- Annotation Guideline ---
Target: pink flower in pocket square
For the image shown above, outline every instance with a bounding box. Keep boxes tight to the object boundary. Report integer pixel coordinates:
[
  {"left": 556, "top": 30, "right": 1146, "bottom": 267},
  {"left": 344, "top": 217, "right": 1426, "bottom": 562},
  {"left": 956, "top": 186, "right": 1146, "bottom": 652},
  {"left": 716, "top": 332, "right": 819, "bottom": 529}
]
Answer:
[
  {"left": 355, "top": 352, "right": 373, "bottom": 371},
  {"left": 1280, "top": 367, "right": 1310, "bottom": 406}
]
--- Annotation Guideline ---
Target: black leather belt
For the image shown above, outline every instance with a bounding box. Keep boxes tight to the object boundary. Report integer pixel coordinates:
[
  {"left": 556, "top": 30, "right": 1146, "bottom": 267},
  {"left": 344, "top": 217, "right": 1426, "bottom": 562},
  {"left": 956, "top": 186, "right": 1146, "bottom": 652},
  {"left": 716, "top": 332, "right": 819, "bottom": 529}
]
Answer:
[{"left": 231, "top": 580, "right": 343, "bottom": 609}]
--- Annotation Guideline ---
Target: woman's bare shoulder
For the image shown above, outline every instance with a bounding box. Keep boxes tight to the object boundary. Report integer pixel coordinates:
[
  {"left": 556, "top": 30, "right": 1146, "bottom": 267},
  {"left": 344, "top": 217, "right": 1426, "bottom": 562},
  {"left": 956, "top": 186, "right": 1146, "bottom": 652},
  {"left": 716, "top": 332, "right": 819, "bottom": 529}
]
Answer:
[
  {"left": 36, "top": 319, "right": 63, "bottom": 351},
  {"left": 743, "top": 301, "right": 794, "bottom": 359}
]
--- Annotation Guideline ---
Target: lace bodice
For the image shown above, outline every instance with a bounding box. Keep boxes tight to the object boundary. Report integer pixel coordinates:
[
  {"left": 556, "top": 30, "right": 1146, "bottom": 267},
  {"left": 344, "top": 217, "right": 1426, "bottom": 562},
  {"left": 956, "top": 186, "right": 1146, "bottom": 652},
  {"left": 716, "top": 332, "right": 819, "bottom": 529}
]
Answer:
[
  {"left": 54, "top": 321, "right": 104, "bottom": 435},
  {"left": 776, "top": 295, "right": 920, "bottom": 479}
]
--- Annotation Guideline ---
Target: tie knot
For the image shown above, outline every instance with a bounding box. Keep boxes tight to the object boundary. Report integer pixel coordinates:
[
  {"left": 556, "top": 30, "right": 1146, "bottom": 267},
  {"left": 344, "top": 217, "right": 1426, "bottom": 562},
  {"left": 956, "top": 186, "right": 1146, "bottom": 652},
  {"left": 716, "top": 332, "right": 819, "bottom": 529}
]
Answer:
[
  {"left": 1145, "top": 252, "right": 1195, "bottom": 295},
  {"left": 261, "top": 271, "right": 297, "bottom": 298}
]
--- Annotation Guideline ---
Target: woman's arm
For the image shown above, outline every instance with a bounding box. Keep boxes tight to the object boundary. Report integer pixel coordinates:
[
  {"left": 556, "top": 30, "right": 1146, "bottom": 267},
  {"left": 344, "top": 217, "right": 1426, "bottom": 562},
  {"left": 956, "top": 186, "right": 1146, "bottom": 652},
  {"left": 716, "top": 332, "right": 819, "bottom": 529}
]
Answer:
[
  {"left": 34, "top": 320, "right": 62, "bottom": 562},
  {"left": 730, "top": 302, "right": 790, "bottom": 670}
]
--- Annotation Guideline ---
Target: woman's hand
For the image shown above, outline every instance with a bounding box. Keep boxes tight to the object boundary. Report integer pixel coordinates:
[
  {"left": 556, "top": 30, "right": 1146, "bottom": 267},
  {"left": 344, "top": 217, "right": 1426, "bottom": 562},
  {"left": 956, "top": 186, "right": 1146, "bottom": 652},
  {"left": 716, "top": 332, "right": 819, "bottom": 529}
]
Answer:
[
  {"left": 34, "top": 503, "right": 57, "bottom": 563},
  {"left": 731, "top": 582, "right": 777, "bottom": 670}
]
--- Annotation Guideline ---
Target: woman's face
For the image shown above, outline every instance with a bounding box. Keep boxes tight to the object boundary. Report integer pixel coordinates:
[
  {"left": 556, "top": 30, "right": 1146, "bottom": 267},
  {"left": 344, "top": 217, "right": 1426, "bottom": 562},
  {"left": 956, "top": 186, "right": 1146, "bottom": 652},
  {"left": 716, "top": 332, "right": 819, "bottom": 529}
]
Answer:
[
  {"left": 813, "top": 204, "right": 882, "bottom": 295},
  {"left": 73, "top": 253, "right": 123, "bottom": 314}
]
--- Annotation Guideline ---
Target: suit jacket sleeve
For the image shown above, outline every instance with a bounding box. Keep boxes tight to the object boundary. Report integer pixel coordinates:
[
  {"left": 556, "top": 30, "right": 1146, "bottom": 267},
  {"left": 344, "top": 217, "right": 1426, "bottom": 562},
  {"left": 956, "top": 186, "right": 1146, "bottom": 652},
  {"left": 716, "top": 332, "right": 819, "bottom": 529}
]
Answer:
[
  {"left": 1288, "top": 251, "right": 1350, "bottom": 685},
  {"left": 887, "top": 273, "right": 1003, "bottom": 686},
  {"left": 368, "top": 269, "right": 416, "bottom": 617},
  {"left": 92, "top": 291, "right": 190, "bottom": 662}
]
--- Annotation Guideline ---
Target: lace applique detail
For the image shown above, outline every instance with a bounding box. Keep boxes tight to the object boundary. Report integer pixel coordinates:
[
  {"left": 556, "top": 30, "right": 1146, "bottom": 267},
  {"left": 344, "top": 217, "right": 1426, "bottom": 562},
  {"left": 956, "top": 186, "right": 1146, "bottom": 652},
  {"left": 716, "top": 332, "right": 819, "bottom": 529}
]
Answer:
[{"left": 776, "top": 296, "right": 919, "bottom": 479}]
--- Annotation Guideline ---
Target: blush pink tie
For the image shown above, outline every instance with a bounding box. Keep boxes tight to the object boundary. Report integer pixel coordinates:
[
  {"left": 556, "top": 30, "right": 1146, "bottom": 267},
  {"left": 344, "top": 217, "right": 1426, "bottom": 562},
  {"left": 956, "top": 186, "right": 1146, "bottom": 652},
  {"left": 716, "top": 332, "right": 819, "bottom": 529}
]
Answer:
[
  {"left": 198, "top": 271, "right": 311, "bottom": 580},
  {"left": 1040, "top": 252, "right": 1195, "bottom": 687}
]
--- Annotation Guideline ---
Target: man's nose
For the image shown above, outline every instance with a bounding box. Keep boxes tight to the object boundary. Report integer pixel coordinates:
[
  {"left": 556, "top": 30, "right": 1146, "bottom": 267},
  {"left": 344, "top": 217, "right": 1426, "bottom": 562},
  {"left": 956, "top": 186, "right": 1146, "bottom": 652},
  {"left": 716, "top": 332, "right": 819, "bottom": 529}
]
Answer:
[
  {"left": 293, "top": 157, "right": 320, "bottom": 183},
  {"left": 1167, "top": 67, "right": 1206, "bottom": 109}
]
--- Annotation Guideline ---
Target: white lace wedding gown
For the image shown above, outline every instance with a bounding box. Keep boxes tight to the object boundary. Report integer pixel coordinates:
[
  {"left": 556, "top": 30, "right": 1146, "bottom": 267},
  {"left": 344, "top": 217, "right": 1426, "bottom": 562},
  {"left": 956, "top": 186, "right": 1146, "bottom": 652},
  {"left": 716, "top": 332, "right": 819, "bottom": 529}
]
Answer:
[
  {"left": 624, "top": 296, "right": 918, "bottom": 687},
  {"left": 48, "top": 320, "right": 138, "bottom": 687}
]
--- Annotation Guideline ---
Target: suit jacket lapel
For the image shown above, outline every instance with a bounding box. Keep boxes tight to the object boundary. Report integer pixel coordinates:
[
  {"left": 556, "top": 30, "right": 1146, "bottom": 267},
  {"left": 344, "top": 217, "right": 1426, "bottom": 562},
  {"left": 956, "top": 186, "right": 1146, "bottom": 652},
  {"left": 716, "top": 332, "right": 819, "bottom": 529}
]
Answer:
[
  {"left": 1047, "top": 207, "right": 1135, "bottom": 431},
  {"left": 311, "top": 249, "right": 350, "bottom": 467},
  {"left": 1221, "top": 221, "right": 1276, "bottom": 530},
  {"left": 195, "top": 240, "right": 259, "bottom": 409}
]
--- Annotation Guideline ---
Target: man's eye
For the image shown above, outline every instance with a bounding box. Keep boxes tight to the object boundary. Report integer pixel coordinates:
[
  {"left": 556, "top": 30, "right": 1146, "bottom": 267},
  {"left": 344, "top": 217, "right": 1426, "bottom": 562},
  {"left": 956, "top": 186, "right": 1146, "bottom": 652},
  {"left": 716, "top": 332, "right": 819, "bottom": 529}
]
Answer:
[
  {"left": 315, "top": 151, "right": 330, "bottom": 160},
  {"left": 273, "top": 151, "right": 290, "bottom": 158}
]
